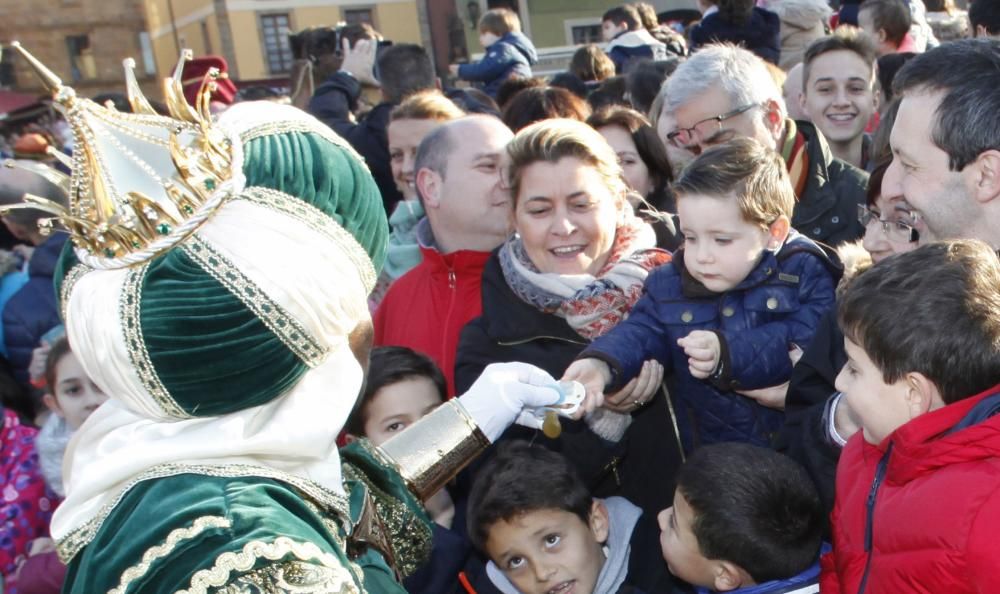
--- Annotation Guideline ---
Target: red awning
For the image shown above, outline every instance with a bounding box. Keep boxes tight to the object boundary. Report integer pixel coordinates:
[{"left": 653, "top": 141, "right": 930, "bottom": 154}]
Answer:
[{"left": 0, "top": 90, "right": 42, "bottom": 118}]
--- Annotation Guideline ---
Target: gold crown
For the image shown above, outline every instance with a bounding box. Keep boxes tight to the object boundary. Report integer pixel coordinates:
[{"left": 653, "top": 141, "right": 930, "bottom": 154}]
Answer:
[{"left": 1, "top": 44, "right": 238, "bottom": 269}]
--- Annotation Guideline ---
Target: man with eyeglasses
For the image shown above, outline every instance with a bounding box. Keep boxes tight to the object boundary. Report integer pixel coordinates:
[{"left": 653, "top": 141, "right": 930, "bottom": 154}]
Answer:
[{"left": 656, "top": 44, "right": 868, "bottom": 247}]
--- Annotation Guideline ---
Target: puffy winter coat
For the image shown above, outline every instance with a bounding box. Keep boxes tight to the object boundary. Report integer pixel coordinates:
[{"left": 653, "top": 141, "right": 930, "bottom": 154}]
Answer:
[
  {"left": 762, "top": 0, "right": 832, "bottom": 69},
  {"left": 606, "top": 30, "right": 669, "bottom": 73},
  {"left": 582, "top": 232, "right": 838, "bottom": 452},
  {"left": 2, "top": 233, "right": 68, "bottom": 387},
  {"left": 455, "top": 251, "right": 683, "bottom": 515},
  {"left": 822, "top": 385, "right": 1000, "bottom": 594},
  {"left": 689, "top": 7, "right": 782, "bottom": 65},
  {"left": 458, "top": 32, "right": 538, "bottom": 98},
  {"left": 373, "top": 220, "right": 490, "bottom": 396}
]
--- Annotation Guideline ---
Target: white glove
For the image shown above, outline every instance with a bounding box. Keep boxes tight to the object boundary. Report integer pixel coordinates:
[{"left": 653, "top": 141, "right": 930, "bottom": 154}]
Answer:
[{"left": 457, "top": 362, "right": 565, "bottom": 442}]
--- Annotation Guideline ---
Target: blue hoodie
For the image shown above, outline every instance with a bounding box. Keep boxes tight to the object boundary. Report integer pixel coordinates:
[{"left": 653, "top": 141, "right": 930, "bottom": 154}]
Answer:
[{"left": 457, "top": 31, "right": 538, "bottom": 98}]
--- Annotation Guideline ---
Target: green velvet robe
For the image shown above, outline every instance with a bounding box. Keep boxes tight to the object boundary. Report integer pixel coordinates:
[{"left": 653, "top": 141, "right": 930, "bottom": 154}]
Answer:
[{"left": 60, "top": 441, "right": 433, "bottom": 593}]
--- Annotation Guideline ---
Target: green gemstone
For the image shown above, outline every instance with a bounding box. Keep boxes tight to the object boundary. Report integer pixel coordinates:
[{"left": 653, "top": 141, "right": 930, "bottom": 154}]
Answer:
[
  {"left": 132, "top": 241, "right": 141, "bottom": 248},
  {"left": 204, "top": 178, "right": 216, "bottom": 190},
  {"left": 182, "top": 204, "right": 194, "bottom": 214},
  {"left": 104, "top": 248, "right": 116, "bottom": 258},
  {"left": 156, "top": 223, "right": 171, "bottom": 235}
]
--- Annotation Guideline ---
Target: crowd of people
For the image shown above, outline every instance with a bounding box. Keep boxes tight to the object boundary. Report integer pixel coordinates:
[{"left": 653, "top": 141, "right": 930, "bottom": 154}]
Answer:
[{"left": 2, "top": 0, "right": 1000, "bottom": 591}]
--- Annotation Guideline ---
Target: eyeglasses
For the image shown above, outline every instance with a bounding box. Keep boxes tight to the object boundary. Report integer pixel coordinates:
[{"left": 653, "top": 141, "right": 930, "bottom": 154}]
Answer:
[
  {"left": 666, "top": 103, "right": 759, "bottom": 149},
  {"left": 858, "top": 205, "right": 920, "bottom": 244}
]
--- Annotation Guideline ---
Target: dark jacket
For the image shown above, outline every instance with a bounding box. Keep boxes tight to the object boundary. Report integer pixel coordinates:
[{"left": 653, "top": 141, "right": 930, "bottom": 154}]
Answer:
[
  {"left": 582, "top": 233, "right": 839, "bottom": 453},
  {"left": 2, "top": 233, "right": 68, "bottom": 387},
  {"left": 606, "top": 30, "right": 669, "bottom": 73},
  {"left": 792, "top": 120, "right": 868, "bottom": 247},
  {"left": 689, "top": 8, "right": 782, "bottom": 65},
  {"left": 458, "top": 32, "right": 538, "bottom": 98},
  {"left": 455, "top": 251, "right": 683, "bottom": 516},
  {"left": 307, "top": 71, "right": 402, "bottom": 213}
]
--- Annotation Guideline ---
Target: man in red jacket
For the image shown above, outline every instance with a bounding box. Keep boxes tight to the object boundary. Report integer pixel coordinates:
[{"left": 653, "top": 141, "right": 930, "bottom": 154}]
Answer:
[
  {"left": 821, "top": 240, "right": 1000, "bottom": 593},
  {"left": 374, "top": 115, "right": 513, "bottom": 395}
]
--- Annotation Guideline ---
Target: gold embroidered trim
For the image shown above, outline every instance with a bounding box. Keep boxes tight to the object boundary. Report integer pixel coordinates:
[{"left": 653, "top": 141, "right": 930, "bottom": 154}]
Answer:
[
  {"left": 56, "top": 463, "right": 351, "bottom": 563},
  {"left": 342, "top": 443, "right": 433, "bottom": 579},
  {"left": 235, "top": 187, "right": 377, "bottom": 293},
  {"left": 211, "top": 560, "right": 361, "bottom": 594},
  {"left": 120, "top": 264, "right": 190, "bottom": 419},
  {"left": 182, "top": 234, "right": 328, "bottom": 367},
  {"left": 238, "top": 119, "right": 363, "bottom": 164},
  {"left": 108, "top": 516, "right": 231, "bottom": 594},
  {"left": 177, "top": 537, "right": 359, "bottom": 594},
  {"left": 59, "top": 262, "right": 92, "bottom": 321}
]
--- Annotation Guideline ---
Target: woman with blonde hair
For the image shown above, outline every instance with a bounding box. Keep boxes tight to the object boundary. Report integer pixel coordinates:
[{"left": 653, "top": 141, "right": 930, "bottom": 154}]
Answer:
[{"left": 456, "top": 119, "right": 682, "bottom": 515}]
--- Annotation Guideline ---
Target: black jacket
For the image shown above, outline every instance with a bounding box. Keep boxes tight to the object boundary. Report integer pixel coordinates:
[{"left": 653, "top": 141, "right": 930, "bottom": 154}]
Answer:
[
  {"left": 689, "top": 8, "right": 782, "bottom": 64},
  {"left": 772, "top": 306, "right": 843, "bottom": 523},
  {"left": 307, "top": 71, "right": 402, "bottom": 214},
  {"left": 793, "top": 120, "right": 868, "bottom": 247},
  {"left": 455, "top": 251, "right": 683, "bottom": 516}
]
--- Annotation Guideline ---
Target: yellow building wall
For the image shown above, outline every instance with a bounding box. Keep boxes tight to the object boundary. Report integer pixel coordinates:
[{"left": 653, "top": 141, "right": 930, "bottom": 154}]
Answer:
[
  {"left": 375, "top": 2, "right": 422, "bottom": 43},
  {"left": 228, "top": 10, "right": 268, "bottom": 80}
]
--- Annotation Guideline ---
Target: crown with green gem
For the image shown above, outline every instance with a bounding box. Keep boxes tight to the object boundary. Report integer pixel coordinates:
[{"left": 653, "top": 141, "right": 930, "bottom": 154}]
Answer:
[{"left": 1, "top": 44, "right": 238, "bottom": 269}]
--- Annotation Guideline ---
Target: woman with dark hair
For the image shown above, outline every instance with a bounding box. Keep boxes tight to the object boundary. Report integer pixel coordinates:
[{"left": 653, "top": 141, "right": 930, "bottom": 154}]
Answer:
[
  {"left": 587, "top": 106, "right": 681, "bottom": 250},
  {"left": 501, "top": 86, "right": 592, "bottom": 132},
  {"left": 688, "top": 0, "right": 782, "bottom": 64}
]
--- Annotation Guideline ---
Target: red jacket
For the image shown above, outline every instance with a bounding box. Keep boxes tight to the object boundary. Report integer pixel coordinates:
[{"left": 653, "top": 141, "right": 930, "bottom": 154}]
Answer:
[
  {"left": 373, "top": 243, "right": 491, "bottom": 396},
  {"left": 821, "top": 384, "right": 1000, "bottom": 594}
]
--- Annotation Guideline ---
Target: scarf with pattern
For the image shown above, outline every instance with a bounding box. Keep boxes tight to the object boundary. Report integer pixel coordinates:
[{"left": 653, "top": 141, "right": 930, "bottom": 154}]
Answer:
[
  {"left": 499, "top": 212, "right": 671, "bottom": 340},
  {"left": 780, "top": 118, "right": 810, "bottom": 200}
]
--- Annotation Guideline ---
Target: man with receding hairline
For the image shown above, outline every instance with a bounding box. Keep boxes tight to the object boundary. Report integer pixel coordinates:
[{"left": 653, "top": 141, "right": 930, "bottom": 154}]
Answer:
[{"left": 373, "top": 116, "right": 514, "bottom": 395}]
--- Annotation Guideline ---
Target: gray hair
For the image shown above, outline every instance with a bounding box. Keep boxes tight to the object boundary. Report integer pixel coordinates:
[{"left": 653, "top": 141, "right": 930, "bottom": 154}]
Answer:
[{"left": 663, "top": 44, "right": 785, "bottom": 117}]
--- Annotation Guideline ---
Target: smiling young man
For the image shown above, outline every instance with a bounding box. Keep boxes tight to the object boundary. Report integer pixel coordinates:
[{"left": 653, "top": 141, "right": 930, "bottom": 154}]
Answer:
[{"left": 800, "top": 30, "right": 879, "bottom": 170}]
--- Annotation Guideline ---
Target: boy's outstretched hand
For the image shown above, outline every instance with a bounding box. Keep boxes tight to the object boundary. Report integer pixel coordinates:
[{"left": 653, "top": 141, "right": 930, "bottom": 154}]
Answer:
[
  {"left": 677, "top": 330, "right": 720, "bottom": 379},
  {"left": 562, "top": 358, "right": 612, "bottom": 417}
]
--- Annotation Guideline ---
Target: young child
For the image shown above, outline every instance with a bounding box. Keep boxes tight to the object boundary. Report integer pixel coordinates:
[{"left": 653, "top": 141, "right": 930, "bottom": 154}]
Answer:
[
  {"left": 449, "top": 8, "right": 538, "bottom": 99},
  {"left": 467, "top": 441, "right": 674, "bottom": 594},
  {"left": 343, "top": 346, "right": 477, "bottom": 594},
  {"left": 564, "top": 137, "right": 838, "bottom": 453},
  {"left": 37, "top": 336, "right": 108, "bottom": 497},
  {"left": 822, "top": 240, "right": 1000, "bottom": 592},
  {"left": 659, "top": 443, "right": 825, "bottom": 593}
]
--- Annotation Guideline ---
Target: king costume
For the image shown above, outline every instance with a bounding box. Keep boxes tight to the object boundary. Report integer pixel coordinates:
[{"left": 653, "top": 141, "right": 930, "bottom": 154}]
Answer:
[{"left": 5, "top": 44, "right": 562, "bottom": 593}]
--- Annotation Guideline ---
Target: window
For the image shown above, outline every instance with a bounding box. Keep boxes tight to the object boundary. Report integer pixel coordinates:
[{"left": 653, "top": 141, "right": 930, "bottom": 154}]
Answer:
[
  {"left": 568, "top": 23, "right": 604, "bottom": 45},
  {"left": 65, "top": 35, "right": 97, "bottom": 82},
  {"left": 343, "top": 8, "right": 374, "bottom": 26},
  {"left": 260, "top": 13, "right": 294, "bottom": 74},
  {"left": 0, "top": 50, "right": 15, "bottom": 89}
]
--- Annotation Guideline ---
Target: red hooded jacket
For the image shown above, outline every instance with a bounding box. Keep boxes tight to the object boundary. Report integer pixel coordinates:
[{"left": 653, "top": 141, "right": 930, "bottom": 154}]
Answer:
[
  {"left": 373, "top": 242, "right": 491, "bottom": 397},
  {"left": 821, "top": 384, "right": 1000, "bottom": 593}
]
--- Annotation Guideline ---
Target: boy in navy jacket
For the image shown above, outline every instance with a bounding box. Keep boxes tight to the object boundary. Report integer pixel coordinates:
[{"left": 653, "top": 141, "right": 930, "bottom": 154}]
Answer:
[
  {"left": 450, "top": 8, "right": 537, "bottom": 98},
  {"left": 565, "top": 138, "right": 838, "bottom": 453}
]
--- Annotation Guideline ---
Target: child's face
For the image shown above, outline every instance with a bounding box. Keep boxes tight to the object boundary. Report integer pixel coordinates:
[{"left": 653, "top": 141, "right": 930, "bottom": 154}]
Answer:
[
  {"left": 658, "top": 490, "right": 719, "bottom": 589},
  {"left": 677, "top": 194, "right": 782, "bottom": 293},
  {"left": 480, "top": 31, "right": 500, "bottom": 48},
  {"left": 362, "top": 377, "right": 443, "bottom": 446},
  {"left": 836, "top": 338, "right": 917, "bottom": 444},
  {"left": 602, "top": 20, "right": 627, "bottom": 41},
  {"left": 47, "top": 352, "right": 108, "bottom": 430},
  {"left": 485, "top": 503, "right": 609, "bottom": 594}
]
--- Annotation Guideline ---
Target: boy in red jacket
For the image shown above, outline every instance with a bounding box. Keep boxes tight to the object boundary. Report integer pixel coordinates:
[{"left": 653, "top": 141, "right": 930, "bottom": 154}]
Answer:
[{"left": 822, "top": 239, "right": 1000, "bottom": 593}]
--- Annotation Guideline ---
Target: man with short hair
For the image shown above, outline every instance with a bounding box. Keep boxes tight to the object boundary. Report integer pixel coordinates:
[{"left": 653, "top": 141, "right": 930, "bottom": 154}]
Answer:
[
  {"left": 309, "top": 42, "right": 436, "bottom": 214},
  {"left": 373, "top": 116, "right": 514, "bottom": 395},
  {"left": 883, "top": 38, "right": 1000, "bottom": 247},
  {"left": 970, "top": 0, "right": 1000, "bottom": 38},
  {"left": 799, "top": 30, "right": 879, "bottom": 170},
  {"left": 602, "top": 5, "right": 667, "bottom": 73},
  {"left": 657, "top": 44, "right": 868, "bottom": 246},
  {"left": 858, "top": 0, "right": 917, "bottom": 55}
]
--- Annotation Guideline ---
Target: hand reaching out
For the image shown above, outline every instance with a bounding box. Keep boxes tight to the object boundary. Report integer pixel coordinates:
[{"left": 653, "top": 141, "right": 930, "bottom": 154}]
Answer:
[
  {"left": 561, "top": 358, "right": 611, "bottom": 417},
  {"left": 677, "top": 330, "right": 720, "bottom": 379},
  {"left": 340, "top": 39, "right": 379, "bottom": 86},
  {"left": 603, "top": 360, "right": 664, "bottom": 413}
]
